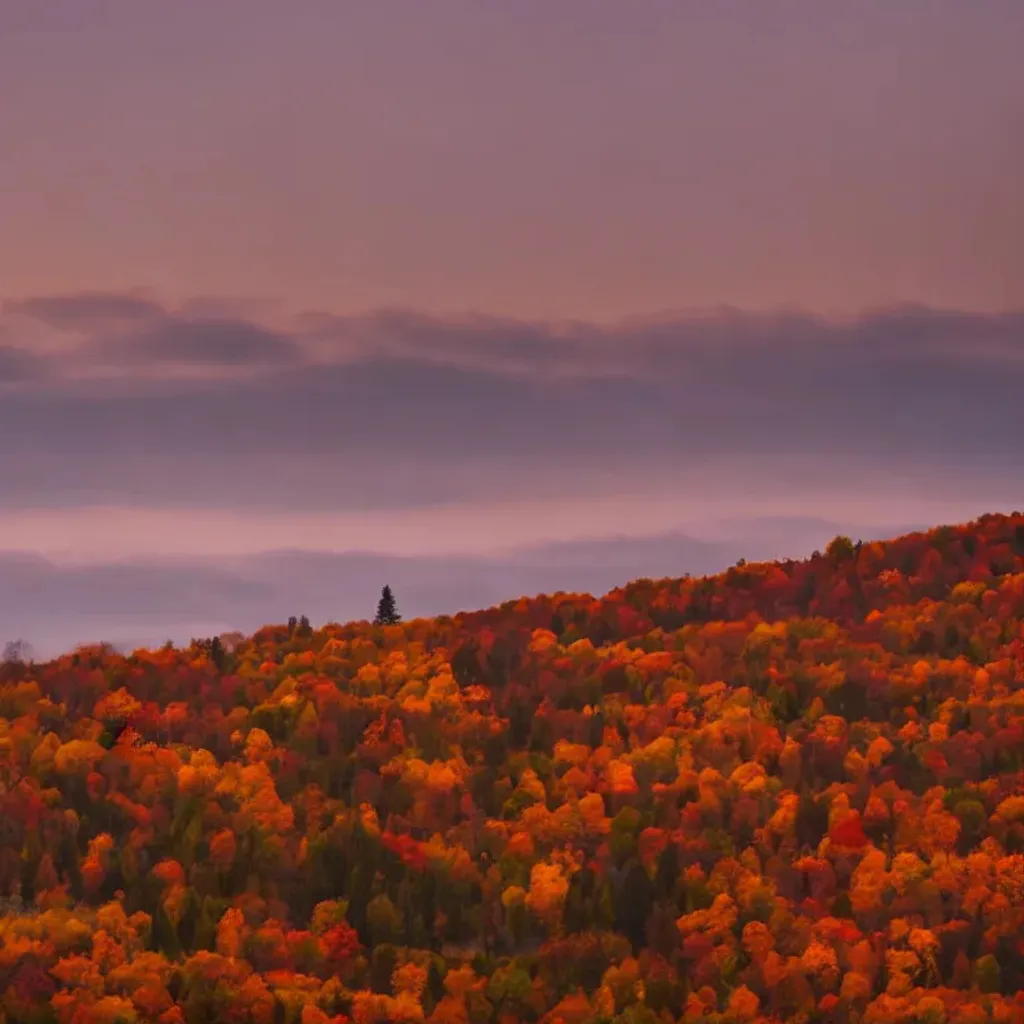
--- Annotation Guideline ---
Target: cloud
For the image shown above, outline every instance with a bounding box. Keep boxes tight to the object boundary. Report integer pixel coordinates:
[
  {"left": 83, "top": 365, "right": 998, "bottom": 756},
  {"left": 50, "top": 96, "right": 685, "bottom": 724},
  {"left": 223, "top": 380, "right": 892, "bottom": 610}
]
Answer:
[
  {"left": 6, "top": 292, "right": 164, "bottom": 332},
  {"left": 0, "top": 345, "right": 51, "bottom": 382},
  {"left": 6, "top": 292, "right": 301, "bottom": 371},
  {"left": 101, "top": 317, "right": 301, "bottom": 367},
  {"left": 302, "top": 304, "right": 1024, "bottom": 379},
  {"left": 299, "top": 307, "right": 604, "bottom": 376},
  {"left": 7, "top": 291, "right": 1024, "bottom": 379},
  {"left": 0, "top": 295, "right": 1021, "bottom": 503}
]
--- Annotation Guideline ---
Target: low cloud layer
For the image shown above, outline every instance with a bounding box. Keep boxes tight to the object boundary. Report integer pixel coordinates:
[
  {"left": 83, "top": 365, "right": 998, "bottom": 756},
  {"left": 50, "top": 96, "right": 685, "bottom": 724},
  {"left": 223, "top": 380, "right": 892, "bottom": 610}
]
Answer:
[
  {"left": 0, "top": 295, "right": 1022, "bottom": 471},
  {"left": 0, "top": 344, "right": 50, "bottom": 382}
]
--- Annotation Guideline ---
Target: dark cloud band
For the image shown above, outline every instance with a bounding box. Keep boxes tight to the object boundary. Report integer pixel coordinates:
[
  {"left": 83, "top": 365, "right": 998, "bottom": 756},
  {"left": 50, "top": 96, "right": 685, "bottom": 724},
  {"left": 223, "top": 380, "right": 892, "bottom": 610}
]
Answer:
[{"left": 2, "top": 298, "right": 1022, "bottom": 457}]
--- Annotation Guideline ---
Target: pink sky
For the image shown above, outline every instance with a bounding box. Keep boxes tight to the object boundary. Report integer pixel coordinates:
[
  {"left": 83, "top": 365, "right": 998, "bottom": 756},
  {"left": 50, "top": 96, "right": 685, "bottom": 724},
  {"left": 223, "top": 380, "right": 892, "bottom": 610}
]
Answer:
[
  {"left": 2, "top": 461, "right": 1020, "bottom": 564},
  {"left": 1, "top": 2, "right": 1022, "bottom": 651},
  {"left": 2, "top": 2, "right": 1021, "bottom": 320}
]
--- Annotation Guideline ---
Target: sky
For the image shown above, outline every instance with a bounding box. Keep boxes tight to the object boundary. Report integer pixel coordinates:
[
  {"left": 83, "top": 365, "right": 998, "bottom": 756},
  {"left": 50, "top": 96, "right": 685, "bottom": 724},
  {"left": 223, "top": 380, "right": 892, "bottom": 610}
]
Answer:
[{"left": 1, "top": 1, "right": 1022, "bottom": 655}]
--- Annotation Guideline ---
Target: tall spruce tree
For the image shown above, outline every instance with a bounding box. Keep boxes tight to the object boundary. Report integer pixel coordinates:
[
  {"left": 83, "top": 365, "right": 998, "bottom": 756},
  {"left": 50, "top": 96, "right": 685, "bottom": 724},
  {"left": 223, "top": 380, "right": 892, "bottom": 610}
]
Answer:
[{"left": 374, "top": 585, "right": 401, "bottom": 626}]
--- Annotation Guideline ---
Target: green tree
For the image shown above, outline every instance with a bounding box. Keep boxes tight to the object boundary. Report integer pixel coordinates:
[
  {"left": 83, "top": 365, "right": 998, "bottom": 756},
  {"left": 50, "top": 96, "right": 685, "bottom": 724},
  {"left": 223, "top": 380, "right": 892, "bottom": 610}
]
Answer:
[
  {"left": 975, "top": 954, "right": 1001, "bottom": 994},
  {"left": 826, "top": 534, "right": 856, "bottom": 563},
  {"left": 366, "top": 893, "right": 404, "bottom": 946},
  {"left": 374, "top": 585, "right": 401, "bottom": 626}
]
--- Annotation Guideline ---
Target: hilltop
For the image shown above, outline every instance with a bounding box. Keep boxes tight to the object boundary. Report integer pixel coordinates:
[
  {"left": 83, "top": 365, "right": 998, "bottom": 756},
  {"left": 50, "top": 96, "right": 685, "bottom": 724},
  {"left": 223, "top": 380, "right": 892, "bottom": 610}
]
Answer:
[{"left": 0, "top": 512, "right": 1023, "bottom": 1023}]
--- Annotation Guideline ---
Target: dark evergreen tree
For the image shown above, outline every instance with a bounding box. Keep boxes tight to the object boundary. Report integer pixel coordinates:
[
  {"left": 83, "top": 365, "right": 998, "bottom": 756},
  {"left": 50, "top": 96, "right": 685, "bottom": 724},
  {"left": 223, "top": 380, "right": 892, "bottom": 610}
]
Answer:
[
  {"left": 209, "top": 635, "right": 226, "bottom": 671},
  {"left": 374, "top": 585, "right": 401, "bottom": 626}
]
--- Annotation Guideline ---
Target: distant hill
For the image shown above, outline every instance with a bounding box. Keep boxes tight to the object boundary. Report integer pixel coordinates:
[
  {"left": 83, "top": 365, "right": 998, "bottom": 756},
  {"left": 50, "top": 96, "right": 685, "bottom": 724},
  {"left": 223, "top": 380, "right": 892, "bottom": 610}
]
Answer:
[{"left": 0, "top": 513, "right": 934, "bottom": 657}]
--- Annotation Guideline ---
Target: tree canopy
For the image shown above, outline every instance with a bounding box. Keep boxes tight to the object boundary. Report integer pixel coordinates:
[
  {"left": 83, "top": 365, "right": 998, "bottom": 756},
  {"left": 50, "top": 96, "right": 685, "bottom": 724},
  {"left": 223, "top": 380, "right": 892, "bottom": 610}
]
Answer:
[{"left": 0, "top": 512, "right": 1022, "bottom": 1022}]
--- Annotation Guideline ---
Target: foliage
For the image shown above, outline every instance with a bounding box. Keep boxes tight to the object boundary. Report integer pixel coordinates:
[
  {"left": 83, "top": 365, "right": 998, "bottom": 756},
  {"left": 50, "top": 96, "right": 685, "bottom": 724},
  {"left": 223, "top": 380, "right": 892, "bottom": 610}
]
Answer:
[{"left": 0, "top": 513, "right": 1024, "bottom": 1021}]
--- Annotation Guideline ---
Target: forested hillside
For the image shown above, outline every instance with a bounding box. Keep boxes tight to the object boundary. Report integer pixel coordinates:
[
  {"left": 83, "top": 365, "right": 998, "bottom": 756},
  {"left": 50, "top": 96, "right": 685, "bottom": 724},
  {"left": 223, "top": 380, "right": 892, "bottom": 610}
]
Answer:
[{"left": 2, "top": 512, "right": 1024, "bottom": 1023}]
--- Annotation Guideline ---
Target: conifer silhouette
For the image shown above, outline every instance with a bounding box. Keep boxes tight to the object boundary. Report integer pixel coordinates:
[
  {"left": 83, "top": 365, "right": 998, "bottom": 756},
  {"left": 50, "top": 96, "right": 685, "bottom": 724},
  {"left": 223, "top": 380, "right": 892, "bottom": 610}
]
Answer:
[{"left": 374, "top": 585, "right": 401, "bottom": 625}]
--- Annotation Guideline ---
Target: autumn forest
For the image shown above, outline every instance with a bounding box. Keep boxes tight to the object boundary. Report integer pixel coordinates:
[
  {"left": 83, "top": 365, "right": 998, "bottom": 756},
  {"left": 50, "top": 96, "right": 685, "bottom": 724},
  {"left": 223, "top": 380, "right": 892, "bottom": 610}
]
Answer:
[{"left": 2, "top": 512, "right": 1024, "bottom": 1024}]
